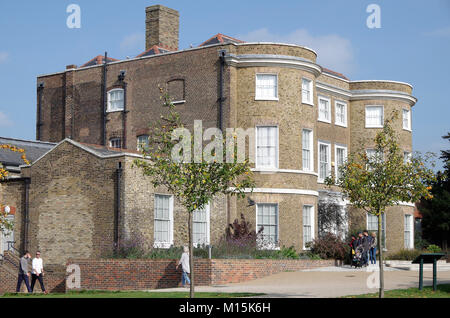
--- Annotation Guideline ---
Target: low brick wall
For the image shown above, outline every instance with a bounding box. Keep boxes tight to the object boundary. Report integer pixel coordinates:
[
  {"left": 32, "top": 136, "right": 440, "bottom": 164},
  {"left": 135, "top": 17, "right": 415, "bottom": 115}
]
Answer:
[{"left": 67, "top": 258, "right": 336, "bottom": 291}]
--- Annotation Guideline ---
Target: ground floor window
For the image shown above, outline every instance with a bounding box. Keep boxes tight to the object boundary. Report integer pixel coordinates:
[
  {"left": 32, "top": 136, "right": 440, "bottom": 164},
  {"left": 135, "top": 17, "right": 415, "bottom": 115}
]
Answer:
[
  {"left": 303, "top": 205, "right": 314, "bottom": 249},
  {"left": 256, "top": 204, "right": 278, "bottom": 248},
  {"left": 154, "top": 194, "right": 173, "bottom": 248},
  {"left": 1, "top": 215, "right": 14, "bottom": 253},
  {"left": 404, "top": 214, "right": 414, "bottom": 249},
  {"left": 367, "top": 213, "right": 386, "bottom": 249},
  {"left": 193, "top": 204, "right": 210, "bottom": 246}
]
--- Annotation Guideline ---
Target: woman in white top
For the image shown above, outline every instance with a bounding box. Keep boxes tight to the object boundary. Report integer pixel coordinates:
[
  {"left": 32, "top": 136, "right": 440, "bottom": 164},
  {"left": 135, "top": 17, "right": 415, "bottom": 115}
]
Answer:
[{"left": 177, "top": 246, "right": 190, "bottom": 287}]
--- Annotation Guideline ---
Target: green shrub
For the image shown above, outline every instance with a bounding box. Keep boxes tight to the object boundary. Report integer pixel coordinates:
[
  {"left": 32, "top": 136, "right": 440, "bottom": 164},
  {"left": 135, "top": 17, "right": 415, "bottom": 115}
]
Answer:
[
  {"left": 386, "top": 249, "right": 422, "bottom": 261},
  {"left": 426, "top": 244, "right": 442, "bottom": 253}
]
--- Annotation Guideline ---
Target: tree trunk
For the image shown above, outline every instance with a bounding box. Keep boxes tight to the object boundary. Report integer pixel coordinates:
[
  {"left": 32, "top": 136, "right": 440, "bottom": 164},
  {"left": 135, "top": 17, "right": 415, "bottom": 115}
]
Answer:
[
  {"left": 378, "top": 211, "right": 384, "bottom": 298},
  {"left": 188, "top": 211, "right": 195, "bottom": 298}
]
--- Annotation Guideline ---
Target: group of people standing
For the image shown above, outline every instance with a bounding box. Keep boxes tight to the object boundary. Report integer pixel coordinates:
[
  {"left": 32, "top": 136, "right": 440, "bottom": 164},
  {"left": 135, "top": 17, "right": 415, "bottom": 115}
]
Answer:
[
  {"left": 349, "top": 230, "right": 377, "bottom": 266},
  {"left": 16, "top": 251, "right": 47, "bottom": 294}
]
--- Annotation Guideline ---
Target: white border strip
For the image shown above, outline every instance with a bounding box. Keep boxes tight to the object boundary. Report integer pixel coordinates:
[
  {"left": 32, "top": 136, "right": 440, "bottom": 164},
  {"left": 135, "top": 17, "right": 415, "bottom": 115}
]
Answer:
[{"left": 231, "top": 187, "right": 319, "bottom": 196}]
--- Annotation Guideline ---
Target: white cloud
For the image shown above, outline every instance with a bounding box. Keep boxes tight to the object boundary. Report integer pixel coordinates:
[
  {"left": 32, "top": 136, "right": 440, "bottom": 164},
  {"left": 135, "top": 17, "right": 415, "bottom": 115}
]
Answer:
[
  {"left": 0, "top": 52, "right": 8, "bottom": 64},
  {"left": 238, "top": 28, "right": 355, "bottom": 75},
  {"left": 120, "top": 33, "right": 145, "bottom": 53},
  {"left": 0, "top": 111, "right": 12, "bottom": 127},
  {"left": 423, "top": 26, "right": 450, "bottom": 37}
]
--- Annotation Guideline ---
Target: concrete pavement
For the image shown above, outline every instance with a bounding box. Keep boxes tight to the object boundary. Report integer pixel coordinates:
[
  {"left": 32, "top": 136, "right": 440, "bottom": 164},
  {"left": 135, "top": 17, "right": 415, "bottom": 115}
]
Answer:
[{"left": 149, "top": 265, "right": 450, "bottom": 297}]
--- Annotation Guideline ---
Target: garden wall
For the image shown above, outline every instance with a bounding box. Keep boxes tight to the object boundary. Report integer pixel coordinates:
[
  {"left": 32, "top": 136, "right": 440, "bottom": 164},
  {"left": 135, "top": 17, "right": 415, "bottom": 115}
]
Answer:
[{"left": 66, "top": 258, "right": 336, "bottom": 291}]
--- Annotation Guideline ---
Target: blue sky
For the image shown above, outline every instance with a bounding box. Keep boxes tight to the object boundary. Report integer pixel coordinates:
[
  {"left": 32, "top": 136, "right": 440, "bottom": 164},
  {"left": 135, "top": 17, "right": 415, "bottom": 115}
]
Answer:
[{"left": 0, "top": 0, "right": 449, "bottom": 169}]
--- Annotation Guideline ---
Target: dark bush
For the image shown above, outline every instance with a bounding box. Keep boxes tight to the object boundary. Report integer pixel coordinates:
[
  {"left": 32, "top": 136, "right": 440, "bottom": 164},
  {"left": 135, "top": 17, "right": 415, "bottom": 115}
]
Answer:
[{"left": 308, "top": 233, "right": 349, "bottom": 260}]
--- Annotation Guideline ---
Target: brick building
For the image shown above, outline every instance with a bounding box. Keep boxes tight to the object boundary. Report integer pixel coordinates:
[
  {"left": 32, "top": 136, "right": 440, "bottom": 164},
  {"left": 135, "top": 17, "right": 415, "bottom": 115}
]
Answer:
[{"left": 1, "top": 4, "right": 417, "bottom": 264}]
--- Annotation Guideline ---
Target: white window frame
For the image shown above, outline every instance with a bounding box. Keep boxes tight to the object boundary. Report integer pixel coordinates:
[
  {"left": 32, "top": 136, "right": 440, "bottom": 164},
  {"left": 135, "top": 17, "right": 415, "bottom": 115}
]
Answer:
[
  {"left": 318, "top": 140, "right": 331, "bottom": 183},
  {"left": 255, "top": 73, "right": 278, "bottom": 101},
  {"left": 107, "top": 88, "right": 125, "bottom": 112},
  {"left": 402, "top": 108, "right": 411, "bottom": 131},
  {"left": 109, "top": 137, "right": 122, "bottom": 149},
  {"left": 302, "top": 205, "right": 315, "bottom": 250},
  {"left": 318, "top": 96, "right": 331, "bottom": 124},
  {"left": 335, "top": 144, "right": 348, "bottom": 182},
  {"left": 193, "top": 203, "right": 210, "bottom": 247},
  {"left": 365, "top": 105, "right": 384, "bottom": 128},
  {"left": 137, "top": 135, "right": 149, "bottom": 151},
  {"left": 335, "top": 101, "right": 348, "bottom": 127},
  {"left": 403, "top": 151, "right": 412, "bottom": 164},
  {"left": 302, "top": 129, "right": 314, "bottom": 172},
  {"left": 367, "top": 213, "right": 387, "bottom": 250},
  {"left": 255, "top": 125, "right": 279, "bottom": 169},
  {"left": 302, "top": 78, "right": 314, "bottom": 106},
  {"left": 404, "top": 214, "right": 414, "bottom": 249},
  {"left": 256, "top": 203, "right": 279, "bottom": 250},
  {"left": 153, "top": 194, "right": 174, "bottom": 249}
]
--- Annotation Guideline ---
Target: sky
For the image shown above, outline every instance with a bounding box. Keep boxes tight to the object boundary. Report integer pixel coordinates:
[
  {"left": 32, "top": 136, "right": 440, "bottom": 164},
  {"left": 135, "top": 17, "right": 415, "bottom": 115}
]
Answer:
[{"left": 0, "top": 0, "right": 449, "bottom": 170}]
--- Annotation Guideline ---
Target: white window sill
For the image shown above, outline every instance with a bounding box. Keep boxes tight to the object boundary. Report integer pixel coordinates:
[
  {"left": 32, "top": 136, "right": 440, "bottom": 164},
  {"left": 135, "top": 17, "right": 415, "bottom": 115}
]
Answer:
[
  {"left": 318, "top": 118, "right": 331, "bottom": 124},
  {"left": 254, "top": 166, "right": 279, "bottom": 171},
  {"left": 255, "top": 97, "right": 279, "bottom": 101},
  {"left": 153, "top": 242, "right": 173, "bottom": 249},
  {"left": 335, "top": 122, "right": 348, "bottom": 128},
  {"left": 302, "top": 101, "right": 314, "bottom": 107},
  {"left": 402, "top": 127, "right": 412, "bottom": 132},
  {"left": 172, "top": 100, "right": 186, "bottom": 105},
  {"left": 365, "top": 125, "right": 383, "bottom": 129},
  {"left": 106, "top": 109, "right": 124, "bottom": 113}
]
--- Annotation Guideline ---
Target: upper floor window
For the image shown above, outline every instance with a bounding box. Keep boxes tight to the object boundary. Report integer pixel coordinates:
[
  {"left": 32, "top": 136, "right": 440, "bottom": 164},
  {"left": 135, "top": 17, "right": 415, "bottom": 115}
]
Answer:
[
  {"left": 318, "top": 141, "right": 331, "bottom": 182},
  {"left": 154, "top": 194, "right": 174, "bottom": 248},
  {"left": 107, "top": 88, "right": 124, "bottom": 112},
  {"left": 318, "top": 97, "right": 331, "bottom": 123},
  {"left": 256, "top": 126, "right": 278, "bottom": 169},
  {"left": 137, "top": 135, "right": 149, "bottom": 151},
  {"left": 302, "top": 78, "right": 313, "bottom": 105},
  {"left": 109, "top": 137, "right": 122, "bottom": 149},
  {"left": 335, "top": 145, "right": 348, "bottom": 181},
  {"left": 302, "top": 129, "right": 313, "bottom": 172},
  {"left": 255, "top": 74, "right": 278, "bottom": 100},
  {"left": 335, "top": 101, "right": 347, "bottom": 127},
  {"left": 403, "top": 151, "right": 412, "bottom": 164},
  {"left": 402, "top": 109, "right": 411, "bottom": 131},
  {"left": 167, "top": 79, "right": 185, "bottom": 104},
  {"left": 365, "top": 106, "right": 384, "bottom": 128}
]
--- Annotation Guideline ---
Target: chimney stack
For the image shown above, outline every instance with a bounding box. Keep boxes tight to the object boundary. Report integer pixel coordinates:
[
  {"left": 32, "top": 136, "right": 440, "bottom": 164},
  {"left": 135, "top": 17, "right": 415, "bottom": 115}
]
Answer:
[{"left": 145, "top": 5, "right": 179, "bottom": 51}]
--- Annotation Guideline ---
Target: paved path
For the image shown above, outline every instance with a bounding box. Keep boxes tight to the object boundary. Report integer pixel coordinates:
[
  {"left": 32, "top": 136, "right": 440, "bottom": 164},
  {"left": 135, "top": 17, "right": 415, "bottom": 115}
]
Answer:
[{"left": 149, "top": 266, "right": 450, "bottom": 298}]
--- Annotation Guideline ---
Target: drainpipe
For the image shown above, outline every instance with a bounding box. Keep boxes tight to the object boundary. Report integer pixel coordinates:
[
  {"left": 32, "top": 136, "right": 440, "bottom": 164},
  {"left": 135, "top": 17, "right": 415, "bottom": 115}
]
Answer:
[
  {"left": 119, "top": 71, "right": 127, "bottom": 149},
  {"left": 218, "top": 50, "right": 226, "bottom": 131},
  {"left": 102, "top": 52, "right": 108, "bottom": 146},
  {"left": 114, "top": 162, "right": 122, "bottom": 252},
  {"left": 36, "top": 82, "right": 44, "bottom": 140}
]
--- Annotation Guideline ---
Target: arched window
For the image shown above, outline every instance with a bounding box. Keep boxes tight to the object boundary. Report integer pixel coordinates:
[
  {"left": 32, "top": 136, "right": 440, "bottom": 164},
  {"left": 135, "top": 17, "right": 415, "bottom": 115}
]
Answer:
[
  {"left": 107, "top": 88, "right": 124, "bottom": 112},
  {"left": 109, "top": 137, "right": 122, "bottom": 149}
]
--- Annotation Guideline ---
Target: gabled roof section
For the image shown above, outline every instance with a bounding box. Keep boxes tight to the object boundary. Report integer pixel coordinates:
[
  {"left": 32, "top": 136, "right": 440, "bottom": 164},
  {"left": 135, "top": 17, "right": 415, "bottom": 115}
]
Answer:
[
  {"left": 80, "top": 55, "right": 120, "bottom": 68},
  {"left": 322, "top": 67, "right": 349, "bottom": 81},
  {"left": 27, "top": 139, "right": 142, "bottom": 169},
  {"left": 136, "top": 45, "right": 173, "bottom": 58},
  {"left": 199, "top": 33, "right": 245, "bottom": 47},
  {"left": 0, "top": 137, "right": 56, "bottom": 169}
]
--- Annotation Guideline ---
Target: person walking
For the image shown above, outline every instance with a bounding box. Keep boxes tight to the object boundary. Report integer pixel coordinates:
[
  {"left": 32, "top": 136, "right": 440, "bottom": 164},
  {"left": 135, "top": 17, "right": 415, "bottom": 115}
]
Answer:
[
  {"left": 177, "top": 246, "right": 190, "bottom": 287},
  {"left": 369, "top": 232, "right": 377, "bottom": 265},
  {"left": 16, "top": 251, "right": 32, "bottom": 293},
  {"left": 31, "top": 251, "right": 48, "bottom": 294}
]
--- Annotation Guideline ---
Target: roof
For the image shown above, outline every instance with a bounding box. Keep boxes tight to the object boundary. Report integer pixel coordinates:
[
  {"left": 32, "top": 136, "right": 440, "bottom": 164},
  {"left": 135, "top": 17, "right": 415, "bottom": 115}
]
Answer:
[
  {"left": 136, "top": 45, "right": 172, "bottom": 58},
  {"left": 199, "top": 33, "right": 245, "bottom": 47},
  {"left": 0, "top": 137, "right": 56, "bottom": 169},
  {"left": 80, "top": 55, "right": 120, "bottom": 68},
  {"left": 322, "top": 67, "right": 349, "bottom": 81}
]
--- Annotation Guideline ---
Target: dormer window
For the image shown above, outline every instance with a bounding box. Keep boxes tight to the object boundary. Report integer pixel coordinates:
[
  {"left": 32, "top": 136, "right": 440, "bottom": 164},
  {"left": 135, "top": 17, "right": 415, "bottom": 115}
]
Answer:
[{"left": 107, "top": 88, "right": 124, "bottom": 112}]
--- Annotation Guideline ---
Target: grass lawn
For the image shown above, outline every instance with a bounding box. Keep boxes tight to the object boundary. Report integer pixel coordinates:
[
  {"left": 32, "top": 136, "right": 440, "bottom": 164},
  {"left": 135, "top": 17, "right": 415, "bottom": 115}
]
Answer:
[
  {"left": 345, "top": 284, "right": 450, "bottom": 298},
  {"left": 2, "top": 290, "right": 265, "bottom": 298}
]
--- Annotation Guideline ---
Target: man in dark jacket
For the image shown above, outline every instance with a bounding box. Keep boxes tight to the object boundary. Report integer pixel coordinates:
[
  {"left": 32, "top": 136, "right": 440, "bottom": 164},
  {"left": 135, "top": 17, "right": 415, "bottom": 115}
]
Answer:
[
  {"left": 362, "top": 231, "right": 371, "bottom": 266},
  {"left": 16, "top": 251, "right": 32, "bottom": 293}
]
